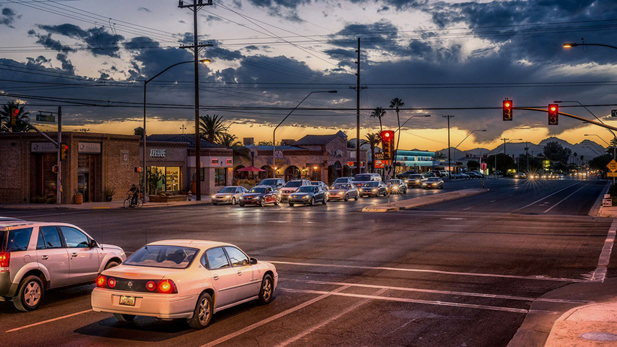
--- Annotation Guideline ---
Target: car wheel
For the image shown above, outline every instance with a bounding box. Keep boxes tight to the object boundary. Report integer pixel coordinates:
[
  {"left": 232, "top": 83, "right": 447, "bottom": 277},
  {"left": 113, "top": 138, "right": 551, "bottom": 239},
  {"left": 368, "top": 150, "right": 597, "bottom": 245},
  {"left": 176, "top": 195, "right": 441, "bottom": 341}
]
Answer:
[
  {"left": 105, "top": 260, "right": 120, "bottom": 270},
  {"left": 187, "top": 292, "right": 213, "bottom": 329},
  {"left": 289, "top": 202, "right": 294, "bottom": 207},
  {"left": 257, "top": 274, "right": 274, "bottom": 305},
  {"left": 231, "top": 198, "right": 236, "bottom": 205},
  {"left": 344, "top": 194, "right": 349, "bottom": 202},
  {"left": 13, "top": 275, "right": 44, "bottom": 312},
  {"left": 322, "top": 197, "right": 327, "bottom": 205},
  {"left": 310, "top": 197, "right": 315, "bottom": 206},
  {"left": 354, "top": 195, "right": 358, "bottom": 201},
  {"left": 259, "top": 199, "right": 265, "bottom": 207},
  {"left": 239, "top": 202, "right": 245, "bottom": 207},
  {"left": 212, "top": 202, "right": 217, "bottom": 206},
  {"left": 113, "top": 313, "right": 136, "bottom": 322}
]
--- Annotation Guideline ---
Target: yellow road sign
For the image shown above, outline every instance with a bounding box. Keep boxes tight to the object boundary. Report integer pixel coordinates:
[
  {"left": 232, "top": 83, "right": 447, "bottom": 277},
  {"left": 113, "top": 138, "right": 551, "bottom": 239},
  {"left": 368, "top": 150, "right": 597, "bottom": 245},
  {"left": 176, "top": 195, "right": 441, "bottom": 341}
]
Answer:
[
  {"left": 608, "top": 172, "right": 617, "bottom": 177},
  {"left": 607, "top": 159, "right": 617, "bottom": 172}
]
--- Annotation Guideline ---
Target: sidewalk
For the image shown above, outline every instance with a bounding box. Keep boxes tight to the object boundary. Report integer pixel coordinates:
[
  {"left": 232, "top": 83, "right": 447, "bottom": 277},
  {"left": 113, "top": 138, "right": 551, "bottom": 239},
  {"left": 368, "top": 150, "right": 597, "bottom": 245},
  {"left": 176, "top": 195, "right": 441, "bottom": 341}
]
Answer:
[
  {"left": 0, "top": 196, "right": 212, "bottom": 210},
  {"left": 362, "top": 188, "right": 488, "bottom": 212},
  {"left": 544, "top": 299, "right": 617, "bottom": 346}
]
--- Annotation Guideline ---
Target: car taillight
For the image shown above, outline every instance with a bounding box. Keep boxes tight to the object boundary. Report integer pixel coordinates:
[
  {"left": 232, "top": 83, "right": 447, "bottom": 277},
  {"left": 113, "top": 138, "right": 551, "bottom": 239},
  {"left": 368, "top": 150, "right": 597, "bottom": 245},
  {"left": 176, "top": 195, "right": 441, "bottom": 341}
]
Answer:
[
  {"left": 107, "top": 277, "right": 117, "bottom": 288},
  {"left": 157, "top": 279, "right": 177, "bottom": 294},
  {"left": 0, "top": 252, "right": 9, "bottom": 272},
  {"left": 96, "top": 275, "right": 107, "bottom": 287},
  {"left": 146, "top": 281, "right": 157, "bottom": 291}
]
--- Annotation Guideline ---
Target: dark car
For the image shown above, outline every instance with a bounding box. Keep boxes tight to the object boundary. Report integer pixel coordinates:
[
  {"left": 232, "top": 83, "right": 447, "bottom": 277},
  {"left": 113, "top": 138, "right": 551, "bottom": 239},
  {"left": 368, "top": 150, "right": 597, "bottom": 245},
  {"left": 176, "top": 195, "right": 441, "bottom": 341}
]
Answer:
[
  {"left": 352, "top": 173, "right": 381, "bottom": 189},
  {"left": 328, "top": 183, "right": 359, "bottom": 202},
  {"left": 279, "top": 179, "right": 311, "bottom": 201},
  {"left": 239, "top": 186, "right": 280, "bottom": 207},
  {"left": 359, "top": 181, "right": 388, "bottom": 197},
  {"left": 405, "top": 174, "right": 425, "bottom": 188},
  {"left": 387, "top": 179, "right": 407, "bottom": 194},
  {"left": 422, "top": 177, "right": 444, "bottom": 189},
  {"left": 289, "top": 186, "right": 328, "bottom": 206}
]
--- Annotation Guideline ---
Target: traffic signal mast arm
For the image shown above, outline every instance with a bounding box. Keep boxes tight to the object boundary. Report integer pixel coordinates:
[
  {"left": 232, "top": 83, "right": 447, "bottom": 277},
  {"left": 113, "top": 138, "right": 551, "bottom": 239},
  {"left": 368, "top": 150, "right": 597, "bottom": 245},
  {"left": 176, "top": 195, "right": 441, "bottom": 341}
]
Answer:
[{"left": 516, "top": 107, "right": 617, "bottom": 132}]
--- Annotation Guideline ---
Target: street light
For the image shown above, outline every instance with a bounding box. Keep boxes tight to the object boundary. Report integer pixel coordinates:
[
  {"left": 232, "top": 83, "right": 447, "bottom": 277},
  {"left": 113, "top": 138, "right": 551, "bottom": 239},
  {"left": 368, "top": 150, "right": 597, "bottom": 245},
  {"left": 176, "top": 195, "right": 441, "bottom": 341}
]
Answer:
[
  {"left": 272, "top": 90, "right": 337, "bottom": 177},
  {"left": 143, "top": 59, "right": 210, "bottom": 202},
  {"left": 313, "top": 165, "right": 319, "bottom": 181}
]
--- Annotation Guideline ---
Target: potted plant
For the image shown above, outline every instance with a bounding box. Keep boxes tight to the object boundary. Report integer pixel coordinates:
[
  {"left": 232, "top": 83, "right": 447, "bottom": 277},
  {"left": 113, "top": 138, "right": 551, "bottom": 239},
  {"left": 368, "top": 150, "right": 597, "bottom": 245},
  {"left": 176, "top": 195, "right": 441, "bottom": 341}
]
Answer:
[
  {"left": 74, "top": 190, "right": 83, "bottom": 204},
  {"left": 104, "top": 186, "right": 116, "bottom": 202}
]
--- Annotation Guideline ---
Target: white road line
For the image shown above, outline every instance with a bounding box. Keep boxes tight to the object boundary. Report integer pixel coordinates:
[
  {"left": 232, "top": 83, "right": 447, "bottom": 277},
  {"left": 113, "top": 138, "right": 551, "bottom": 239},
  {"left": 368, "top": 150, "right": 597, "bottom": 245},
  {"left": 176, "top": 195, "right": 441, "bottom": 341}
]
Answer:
[
  {"left": 200, "top": 285, "right": 350, "bottom": 347},
  {"left": 280, "top": 288, "right": 558, "bottom": 314},
  {"left": 543, "top": 183, "right": 589, "bottom": 213},
  {"left": 462, "top": 207, "right": 472, "bottom": 211},
  {"left": 268, "top": 260, "right": 584, "bottom": 283},
  {"left": 283, "top": 279, "right": 589, "bottom": 304},
  {"left": 275, "top": 288, "right": 388, "bottom": 347},
  {"left": 512, "top": 183, "right": 579, "bottom": 212},
  {"left": 591, "top": 219, "right": 617, "bottom": 282},
  {"left": 6, "top": 309, "right": 93, "bottom": 333}
]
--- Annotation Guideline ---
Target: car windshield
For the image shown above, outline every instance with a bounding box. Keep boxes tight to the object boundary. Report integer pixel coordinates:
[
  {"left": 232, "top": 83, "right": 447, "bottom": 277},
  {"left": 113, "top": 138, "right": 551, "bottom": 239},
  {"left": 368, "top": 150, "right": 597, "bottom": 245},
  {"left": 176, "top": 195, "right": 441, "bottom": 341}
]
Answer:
[
  {"left": 297, "top": 186, "right": 315, "bottom": 193},
  {"left": 334, "top": 178, "right": 348, "bottom": 183},
  {"left": 366, "top": 182, "right": 380, "bottom": 187},
  {"left": 218, "top": 187, "right": 236, "bottom": 193},
  {"left": 260, "top": 179, "right": 278, "bottom": 186},
  {"left": 410, "top": 175, "right": 423, "bottom": 179},
  {"left": 285, "top": 181, "right": 302, "bottom": 187},
  {"left": 354, "top": 174, "right": 375, "bottom": 181},
  {"left": 427, "top": 178, "right": 440, "bottom": 182},
  {"left": 249, "top": 187, "right": 267, "bottom": 194},
  {"left": 333, "top": 184, "right": 348, "bottom": 189},
  {"left": 124, "top": 245, "right": 198, "bottom": 269}
]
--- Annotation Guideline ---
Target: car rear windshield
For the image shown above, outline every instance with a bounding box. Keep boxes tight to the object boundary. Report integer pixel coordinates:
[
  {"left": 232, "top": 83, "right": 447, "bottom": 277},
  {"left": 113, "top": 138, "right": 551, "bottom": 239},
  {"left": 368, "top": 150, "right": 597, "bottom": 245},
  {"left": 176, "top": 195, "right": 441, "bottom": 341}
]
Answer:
[
  {"left": 354, "top": 174, "right": 375, "bottom": 181},
  {"left": 218, "top": 187, "right": 236, "bottom": 193},
  {"left": 124, "top": 245, "right": 199, "bottom": 269},
  {"left": 249, "top": 187, "right": 267, "bottom": 193},
  {"left": 285, "top": 181, "right": 302, "bottom": 187},
  {"left": 260, "top": 179, "right": 278, "bottom": 186},
  {"left": 1, "top": 228, "right": 33, "bottom": 252}
]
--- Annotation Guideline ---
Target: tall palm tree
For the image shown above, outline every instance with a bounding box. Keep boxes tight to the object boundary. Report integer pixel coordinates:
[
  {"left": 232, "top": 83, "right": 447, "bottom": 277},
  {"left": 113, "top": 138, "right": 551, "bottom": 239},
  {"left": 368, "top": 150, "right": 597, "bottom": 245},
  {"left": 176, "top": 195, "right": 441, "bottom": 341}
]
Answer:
[
  {"left": 370, "top": 107, "right": 386, "bottom": 133},
  {"left": 0, "top": 101, "right": 31, "bottom": 133},
  {"left": 217, "top": 132, "right": 241, "bottom": 148},
  {"left": 366, "top": 132, "right": 381, "bottom": 173},
  {"left": 199, "top": 114, "right": 227, "bottom": 143},
  {"left": 389, "top": 98, "right": 405, "bottom": 174}
]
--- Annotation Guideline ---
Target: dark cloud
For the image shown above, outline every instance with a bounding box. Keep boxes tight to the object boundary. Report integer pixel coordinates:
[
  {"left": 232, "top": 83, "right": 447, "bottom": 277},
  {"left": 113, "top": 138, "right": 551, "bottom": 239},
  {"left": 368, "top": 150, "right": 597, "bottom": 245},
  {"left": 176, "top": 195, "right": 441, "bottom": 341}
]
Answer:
[
  {"left": 25, "top": 55, "right": 51, "bottom": 66},
  {"left": 244, "top": 0, "right": 310, "bottom": 22},
  {"left": 244, "top": 45, "right": 260, "bottom": 51},
  {"left": 36, "top": 23, "right": 124, "bottom": 57},
  {"left": 349, "top": 0, "right": 427, "bottom": 10},
  {"left": 0, "top": 7, "right": 19, "bottom": 28},
  {"left": 56, "top": 53, "right": 75, "bottom": 74},
  {"left": 137, "top": 7, "right": 151, "bottom": 13},
  {"left": 28, "top": 30, "right": 75, "bottom": 54},
  {"left": 123, "top": 36, "right": 196, "bottom": 80}
]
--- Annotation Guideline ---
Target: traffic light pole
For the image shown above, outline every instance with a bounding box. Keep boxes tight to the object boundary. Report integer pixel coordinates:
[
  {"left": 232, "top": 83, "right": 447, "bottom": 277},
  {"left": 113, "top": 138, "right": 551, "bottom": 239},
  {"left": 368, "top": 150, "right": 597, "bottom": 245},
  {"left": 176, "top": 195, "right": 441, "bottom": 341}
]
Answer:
[{"left": 57, "top": 106, "right": 62, "bottom": 205}]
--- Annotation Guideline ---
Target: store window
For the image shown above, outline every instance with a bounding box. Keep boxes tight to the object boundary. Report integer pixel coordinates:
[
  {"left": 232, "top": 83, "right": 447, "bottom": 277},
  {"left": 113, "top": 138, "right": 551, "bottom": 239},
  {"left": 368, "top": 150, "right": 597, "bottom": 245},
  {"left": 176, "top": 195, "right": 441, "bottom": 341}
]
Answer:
[
  {"left": 147, "top": 166, "right": 182, "bottom": 194},
  {"left": 166, "top": 167, "right": 181, "bottom": 191},
  {"left": 215, "top": 168, "right": 226, "bottom": 186}
]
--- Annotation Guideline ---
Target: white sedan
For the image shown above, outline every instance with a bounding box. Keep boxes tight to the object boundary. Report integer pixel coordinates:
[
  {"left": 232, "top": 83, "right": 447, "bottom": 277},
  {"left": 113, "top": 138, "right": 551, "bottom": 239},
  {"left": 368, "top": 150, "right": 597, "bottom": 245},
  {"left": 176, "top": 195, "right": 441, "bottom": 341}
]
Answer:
[{"left": 91, "top": 240, "right": 278, "bottom": 329}]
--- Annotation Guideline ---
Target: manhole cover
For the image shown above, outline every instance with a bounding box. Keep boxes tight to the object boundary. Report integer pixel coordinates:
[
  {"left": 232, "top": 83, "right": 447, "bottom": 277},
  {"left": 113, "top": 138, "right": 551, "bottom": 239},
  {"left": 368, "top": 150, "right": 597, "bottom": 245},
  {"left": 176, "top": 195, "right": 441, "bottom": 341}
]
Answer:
[{"left": 580, "top": 332, "right": 617, "bottom": 342}]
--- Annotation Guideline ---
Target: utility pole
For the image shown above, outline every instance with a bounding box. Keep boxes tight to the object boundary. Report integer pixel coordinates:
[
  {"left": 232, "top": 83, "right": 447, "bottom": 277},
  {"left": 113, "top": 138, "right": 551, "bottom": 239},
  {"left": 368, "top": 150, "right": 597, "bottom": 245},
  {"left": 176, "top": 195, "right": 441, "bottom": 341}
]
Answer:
[
  {"left": 525, "top": 141, "right": 530, "bottom": 173},
  {"left": 179, "top": 0, "right": 212, "bottom": 201},
  {"left": 350, "top": 38, "right": 367, "bottom": 175},
  {"left": 57, "top": 106, "right": 62, "bottom": 205},
  {"left": 443, "top": 115, "right": 454, "bottom": 178}
]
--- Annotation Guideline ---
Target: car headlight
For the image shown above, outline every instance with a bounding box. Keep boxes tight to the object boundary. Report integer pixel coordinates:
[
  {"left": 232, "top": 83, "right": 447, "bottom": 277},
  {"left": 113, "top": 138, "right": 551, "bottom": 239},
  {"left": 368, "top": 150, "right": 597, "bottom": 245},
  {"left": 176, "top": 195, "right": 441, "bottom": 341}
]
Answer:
[
  {"left": 339, "top": 192, "right": 344, "bottom": 195},
  {"left": 372, "top": 188, "right": 377, "bottom": 192},
  {"left": 225, "top": 195, "right": 231, "bottom": 198},
  {"left": 415, "top": 180, "right": 420, "bottom": 183},
  {"left": 303, "top": 195, "right": 309, "bottom": 199},
  {"left": 404, "top": 179, "right": 409, "bottom": 183},
  {"left": 211, "top": 195, "right": 216, "bottom": 199}
]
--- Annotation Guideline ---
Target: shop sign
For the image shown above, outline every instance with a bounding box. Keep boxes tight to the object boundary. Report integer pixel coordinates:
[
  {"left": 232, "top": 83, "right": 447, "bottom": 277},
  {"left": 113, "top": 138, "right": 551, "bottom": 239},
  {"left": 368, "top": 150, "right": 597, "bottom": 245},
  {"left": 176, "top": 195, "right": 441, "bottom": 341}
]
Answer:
[
  {"left": 274, "top": 151, "right": 284, "bottom": 158},
  {"left": 31, "top": 142, "right": 57, "bottom": 153},
  {"left": 346, "top": 161, "right": 365, "bottom": 168},
  {"left": 78, "top": 142, "right": 101, "bottom": 154},
  {"left": 150, "top": 149, "right": 166, "bottom": 158}
]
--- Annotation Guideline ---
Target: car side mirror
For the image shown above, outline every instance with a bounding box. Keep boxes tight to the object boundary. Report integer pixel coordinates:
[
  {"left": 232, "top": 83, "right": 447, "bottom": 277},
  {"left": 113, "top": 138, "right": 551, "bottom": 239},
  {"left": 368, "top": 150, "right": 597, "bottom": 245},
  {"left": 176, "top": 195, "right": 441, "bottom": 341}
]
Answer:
[
  {"left": 88, "top": 239, "right": 97, "bottom": 248},
  {"left": 250, "top": 257, "right": 258, "bottom": 264}
]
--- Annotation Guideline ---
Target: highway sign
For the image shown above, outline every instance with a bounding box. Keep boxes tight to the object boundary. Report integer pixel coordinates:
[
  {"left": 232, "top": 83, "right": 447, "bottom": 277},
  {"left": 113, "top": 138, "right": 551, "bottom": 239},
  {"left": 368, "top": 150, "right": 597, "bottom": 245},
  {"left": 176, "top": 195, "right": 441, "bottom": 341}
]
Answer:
[
  {"left": 607, "top": 159, "right": 617, "bottom": 172},
  {"left": 608, "top": 172, "right": 617, "bottom": 177},
  {"left": 612, "top": 109, "right": 617, "bottom": 117}
]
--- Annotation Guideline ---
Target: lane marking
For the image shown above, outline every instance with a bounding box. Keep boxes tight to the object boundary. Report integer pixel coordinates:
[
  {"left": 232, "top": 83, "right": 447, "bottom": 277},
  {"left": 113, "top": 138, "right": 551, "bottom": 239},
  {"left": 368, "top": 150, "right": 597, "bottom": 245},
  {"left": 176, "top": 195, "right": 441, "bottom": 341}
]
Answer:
[
  {"left": 275, "top": 288, "right": 388, "bottom": 347},
  {"left": 6, "top": 309, "right": 92, "bottom": 333},
  {"left": 512, "top": 183, "right": 579, "bottom": 212},
  {"left": 269, "top": 260, "right": 584, "bottom": 283},
  {"left": 543, "top": 183, "right": 590, "bottom": 213},
  {"left": 462, "top": 207, "right": 472, "bottom": 211},
  {"left": 201, "top": 285, "right": 350, "bottom": 347},
  {"left": 591, "top": 219, "right": 617, "bottom": 282},
  {"left": 279, "top": 288, "right": 560, "bottom": 314},
  {"left": 283, "top": 279, "right": 589, "bottom": 304}
]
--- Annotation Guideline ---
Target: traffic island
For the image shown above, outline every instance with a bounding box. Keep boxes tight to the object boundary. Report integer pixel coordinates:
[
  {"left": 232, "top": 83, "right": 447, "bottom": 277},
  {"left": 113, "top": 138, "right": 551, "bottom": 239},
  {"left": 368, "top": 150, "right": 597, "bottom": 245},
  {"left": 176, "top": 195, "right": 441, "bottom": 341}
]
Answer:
[{"left": 362, "top": 188, "right": 488, "bottom": 212}]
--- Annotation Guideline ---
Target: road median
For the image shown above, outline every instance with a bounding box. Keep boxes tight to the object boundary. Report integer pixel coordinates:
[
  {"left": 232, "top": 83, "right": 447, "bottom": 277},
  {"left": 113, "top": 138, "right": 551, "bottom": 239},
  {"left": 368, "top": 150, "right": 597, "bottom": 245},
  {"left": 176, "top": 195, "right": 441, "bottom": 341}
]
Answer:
[{"left": 362, "top": 188, "right": 488, "bottom": 212}]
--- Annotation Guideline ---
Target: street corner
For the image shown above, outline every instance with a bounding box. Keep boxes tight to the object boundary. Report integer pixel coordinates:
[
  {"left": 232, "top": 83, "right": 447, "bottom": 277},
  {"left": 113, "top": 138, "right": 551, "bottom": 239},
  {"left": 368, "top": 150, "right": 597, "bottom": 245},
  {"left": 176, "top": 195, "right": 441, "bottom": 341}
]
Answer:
[{"left": 544, "top": 300, "right": 617, "bottom": 347}]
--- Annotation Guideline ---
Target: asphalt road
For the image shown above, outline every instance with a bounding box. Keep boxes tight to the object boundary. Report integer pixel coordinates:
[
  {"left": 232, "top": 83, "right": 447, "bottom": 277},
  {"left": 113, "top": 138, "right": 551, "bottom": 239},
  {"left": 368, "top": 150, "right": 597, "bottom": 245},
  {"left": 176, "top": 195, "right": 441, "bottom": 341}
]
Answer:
[{"left": 0, "top": 176, "right": 614, "bottom": 347}]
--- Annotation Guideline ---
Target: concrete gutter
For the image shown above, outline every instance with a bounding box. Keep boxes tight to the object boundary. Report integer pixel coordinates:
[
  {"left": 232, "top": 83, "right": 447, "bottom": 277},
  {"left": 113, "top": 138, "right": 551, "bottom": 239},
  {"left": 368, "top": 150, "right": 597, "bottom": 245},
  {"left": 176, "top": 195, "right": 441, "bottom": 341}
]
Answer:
[{"left": 362, "top": 188, "right": 488, "bottom": 212}]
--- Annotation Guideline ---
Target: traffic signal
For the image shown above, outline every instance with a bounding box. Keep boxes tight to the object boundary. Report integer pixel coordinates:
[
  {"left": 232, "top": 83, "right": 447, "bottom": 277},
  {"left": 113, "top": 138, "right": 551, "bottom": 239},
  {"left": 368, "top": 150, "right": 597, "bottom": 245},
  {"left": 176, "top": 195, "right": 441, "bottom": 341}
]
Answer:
[
  {"left": 548, "top": 104, "right": 558, "bottom": 125},
  {"left": 503, "top": 99, "right": 513, "bottom": 121},
  {"left": 381, "top": 130, "right": 395, "bottom": 160},
  {"left": 135, "top": 167, "right": 142, "bottom": 173},
  {"left": 10, "top": 107, "right": 18, "bottom": 125},
  {"left": 60, "top": 143, "right": 68, "bottom": 161}
]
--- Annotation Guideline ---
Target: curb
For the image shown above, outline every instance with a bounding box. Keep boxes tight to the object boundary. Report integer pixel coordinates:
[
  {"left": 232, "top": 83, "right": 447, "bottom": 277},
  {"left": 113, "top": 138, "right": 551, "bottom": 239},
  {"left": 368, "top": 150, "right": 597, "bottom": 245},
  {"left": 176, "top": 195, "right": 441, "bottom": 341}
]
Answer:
[{"left": 591, "top": 181, "right": 611, "bottom": 217}]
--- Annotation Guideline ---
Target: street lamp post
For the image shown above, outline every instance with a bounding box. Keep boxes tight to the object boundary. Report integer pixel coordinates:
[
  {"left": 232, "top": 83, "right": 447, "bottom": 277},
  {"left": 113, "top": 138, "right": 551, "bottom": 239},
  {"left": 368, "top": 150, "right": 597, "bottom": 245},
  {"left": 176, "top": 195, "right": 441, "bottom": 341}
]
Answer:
[
  {"left": 272, "top": 90, "right": 337, "bottom": 177},
  {"left": 143, "top": 59, "right": 210, "bottom": 203}
]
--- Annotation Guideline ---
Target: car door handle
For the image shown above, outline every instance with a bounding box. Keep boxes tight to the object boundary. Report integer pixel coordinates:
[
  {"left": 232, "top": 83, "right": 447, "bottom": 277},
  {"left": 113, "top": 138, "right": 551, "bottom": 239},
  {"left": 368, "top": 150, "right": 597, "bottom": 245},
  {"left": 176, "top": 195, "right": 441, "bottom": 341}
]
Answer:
[
  {"left": 237, "top": 271, "right": 242, "bottom": 276},
  {"left": 71, "top": 253, "right": 78, "bottom": 257},
  {"left": 213, "top": 274, "right": 219, "bottom": 280},
  {"left": 41, "top": 255, "right": 48, "bottom": 260}
]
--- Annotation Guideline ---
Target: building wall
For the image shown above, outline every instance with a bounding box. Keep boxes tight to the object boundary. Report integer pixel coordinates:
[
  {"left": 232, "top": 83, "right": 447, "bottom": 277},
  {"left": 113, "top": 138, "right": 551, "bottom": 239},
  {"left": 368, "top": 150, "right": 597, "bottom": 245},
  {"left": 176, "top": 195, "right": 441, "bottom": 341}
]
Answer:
[{"left": 0, "top": 136, "right": 27, "bottom": 203}]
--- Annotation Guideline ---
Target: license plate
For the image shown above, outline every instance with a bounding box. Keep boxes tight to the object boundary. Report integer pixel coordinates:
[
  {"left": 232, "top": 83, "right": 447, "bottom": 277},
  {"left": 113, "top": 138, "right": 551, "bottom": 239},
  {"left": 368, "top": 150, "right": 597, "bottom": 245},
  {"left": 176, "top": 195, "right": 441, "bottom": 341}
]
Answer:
[{"left": 119, "top": 295, "right": 136, "bottom": 306}]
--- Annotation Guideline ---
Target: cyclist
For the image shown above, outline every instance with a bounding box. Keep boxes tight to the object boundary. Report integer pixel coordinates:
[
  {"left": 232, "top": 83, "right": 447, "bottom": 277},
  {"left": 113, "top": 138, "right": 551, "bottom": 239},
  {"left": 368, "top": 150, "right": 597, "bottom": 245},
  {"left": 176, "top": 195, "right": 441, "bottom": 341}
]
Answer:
[{"left": 128, "top": 184, "right": 140, "bottom": 207}]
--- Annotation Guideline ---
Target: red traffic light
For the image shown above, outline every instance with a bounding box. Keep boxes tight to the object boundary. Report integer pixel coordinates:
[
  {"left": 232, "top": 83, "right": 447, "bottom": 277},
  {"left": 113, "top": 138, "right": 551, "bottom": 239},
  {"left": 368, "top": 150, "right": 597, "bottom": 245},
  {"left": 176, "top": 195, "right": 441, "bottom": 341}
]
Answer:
[
  {"left": 10, "top": 107, "right": 19, "bottom": 125},
  {"left": 503, "top": 99, "right": 513, "bottom": 121},
  {"left": 135, "top": 167, "right": 142, "bottom": 173},
  {"left": 60, "top": 143, "right": 68, "bottom": 161},
  {"left": 548, "top": 104, "right": 558, "bottom": 125},
  {"left": 380, "top": 130, "right": 395, "bottom": 160}
]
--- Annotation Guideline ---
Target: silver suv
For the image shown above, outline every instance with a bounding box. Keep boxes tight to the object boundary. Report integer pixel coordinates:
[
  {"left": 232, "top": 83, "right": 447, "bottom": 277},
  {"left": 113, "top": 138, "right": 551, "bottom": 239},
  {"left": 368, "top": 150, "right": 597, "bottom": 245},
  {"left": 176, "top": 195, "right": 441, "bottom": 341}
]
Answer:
[{"left": 0, "top": 221, "right": 126, "bottom": 311}]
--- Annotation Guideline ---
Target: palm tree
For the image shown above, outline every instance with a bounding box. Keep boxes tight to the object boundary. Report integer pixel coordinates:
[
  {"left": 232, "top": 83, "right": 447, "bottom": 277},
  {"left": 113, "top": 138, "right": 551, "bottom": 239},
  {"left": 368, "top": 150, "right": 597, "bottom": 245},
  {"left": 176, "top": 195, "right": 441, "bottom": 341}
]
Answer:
[
  {"left": 217, "top": 133, "right": 241, "bottom": 148},
  {"left": 370, "top": 107, "right": 386, "bottom": 133},
  {"left": 366, "top": 132, "right": 381, "bottom": 173},
  {"left": 0, "top": 101, "right": 31, "bottom": 132},
  {"left": 389, "top": 98, "right": 405, "bottom": 173},
  {"left": 573, "top": 152, "right": 578, "bottom": 166},
  {"left": 199, "top": 114, "right": 227, "bottom": 143}
]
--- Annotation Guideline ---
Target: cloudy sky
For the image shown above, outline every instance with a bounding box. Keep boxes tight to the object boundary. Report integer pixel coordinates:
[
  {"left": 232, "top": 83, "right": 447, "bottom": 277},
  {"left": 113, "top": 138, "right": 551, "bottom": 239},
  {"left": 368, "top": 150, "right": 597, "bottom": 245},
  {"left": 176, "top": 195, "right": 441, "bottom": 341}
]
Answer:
[{"left": 1, "top": 0, "right": 617, "bottom": 151}]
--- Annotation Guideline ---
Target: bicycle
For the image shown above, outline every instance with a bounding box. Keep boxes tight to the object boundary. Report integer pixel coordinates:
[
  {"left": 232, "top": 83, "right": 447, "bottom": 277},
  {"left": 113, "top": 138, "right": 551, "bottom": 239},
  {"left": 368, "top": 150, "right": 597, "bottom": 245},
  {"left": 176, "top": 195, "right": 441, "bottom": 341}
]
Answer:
[{"left": 123, "top": 193, "right": 143, "bottom": 208}]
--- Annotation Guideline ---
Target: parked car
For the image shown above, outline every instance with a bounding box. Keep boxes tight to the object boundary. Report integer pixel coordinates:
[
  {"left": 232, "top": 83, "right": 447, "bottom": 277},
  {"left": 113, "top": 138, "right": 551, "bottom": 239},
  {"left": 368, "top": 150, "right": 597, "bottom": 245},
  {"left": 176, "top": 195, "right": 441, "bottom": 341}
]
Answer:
[
  {"left": 405, "top": 174, "right": 425, "bottom": 188},
  {"left": 256, "top": 178, "right": 286, "bottom": 191},
  {"left": 387, "top": 179, "right": 408, "bottom": 194},
  {"left": 467, "top": 171, "right": 485, "bottom": 179},
  {"left": 310, "top": 181, "right": 329, "bottom": 191},
  {"left": 289, "top": 186, "right": 328, "bottom": 206},
  {"left": 359, "top": 181, "right": 389, "bottom": 197},
  {"left": 279, "top": 179, "right": 311, "bottom": 201},
  {"left": 352, "top": 173, "right": 382, "bottom": 188},
  {"left": 92, "top": 240, "right": 277, "bottom": 329},
  {"left": 451, "top": 173, "right": 470, "bottom": 179},
  {"left": 239, "top": 186, "right": 279, "bottom": 207},
  {"left": 328, "top": 183, "right": 359, "bottom": 202},
  {"left": 0, "top": 220, "right": 126, "bottom": 311},
  {"left": 422, "top": 177, "right": 444, "bottom": 189},
  {"left": 211, "top": 186, "right": 248, "bottom": 205}
]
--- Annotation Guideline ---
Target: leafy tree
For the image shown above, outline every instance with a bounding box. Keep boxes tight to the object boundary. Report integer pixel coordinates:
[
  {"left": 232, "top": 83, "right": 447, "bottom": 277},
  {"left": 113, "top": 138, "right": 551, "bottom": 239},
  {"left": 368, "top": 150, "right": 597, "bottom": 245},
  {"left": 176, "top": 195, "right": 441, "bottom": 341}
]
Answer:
[
  {"left": 486, "top": 153, "right": 515, "bottom": 173},
  {"left": 199, "top": 114, "right": 227, "bottom": 143},
  {"left": 134, "top": 127, "right": 144, "bottom": 136},
  {"left": 543, "top": 141, "right": 571, "bottom": 165},
  {"left": 467, "top": 160, "right": 480, "bottom": 170},
  {"left": 369, "top": 107, "right": 386, "bottom": 133},
  {"left": 1, "top": 101, "right": 31, "bottom": 132},
  {"left": 365, "top": 132, "right": 381, "bottom": 173},
  {"left": 589, "top": 154, "right": 611, "bottom": 170},
  {"left": 347, "top": 139, "right": 367, "bottom": 148},
  {"left": 217, "top": 133, "right": 241, "bottom": 148}
]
